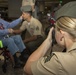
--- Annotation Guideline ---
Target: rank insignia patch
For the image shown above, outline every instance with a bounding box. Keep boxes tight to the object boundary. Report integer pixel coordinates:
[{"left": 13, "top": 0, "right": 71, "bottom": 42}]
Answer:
[{"left": 44, "top": 53, "right": 54, "bottom": 63}]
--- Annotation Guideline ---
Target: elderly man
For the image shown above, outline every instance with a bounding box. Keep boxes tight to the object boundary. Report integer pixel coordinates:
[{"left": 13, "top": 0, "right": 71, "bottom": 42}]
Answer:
[{"left": 0, "top": 15, "right": 26, "bottom": 68}]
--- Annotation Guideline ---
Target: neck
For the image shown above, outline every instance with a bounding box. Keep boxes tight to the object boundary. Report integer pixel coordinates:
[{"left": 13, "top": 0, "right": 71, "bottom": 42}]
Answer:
[
  {"left": 66, "top": 39, "right": 74, "bottom": 51},
  {"left": 27, "top": 16, "right": 32, "bottom": 22}
]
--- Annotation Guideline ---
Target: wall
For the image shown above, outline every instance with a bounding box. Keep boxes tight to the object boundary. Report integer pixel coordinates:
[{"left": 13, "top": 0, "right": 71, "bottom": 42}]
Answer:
[{"left": 8, "top": 0, "right": 22, "bottom": 18}]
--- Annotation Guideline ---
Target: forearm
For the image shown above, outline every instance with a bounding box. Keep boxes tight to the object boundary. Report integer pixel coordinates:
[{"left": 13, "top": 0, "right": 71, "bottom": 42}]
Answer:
[
  {"left": 25, "top": 26, "right": 53, "bottom": 62},
  {"left": 0, "top": 28, "right": 14, "bottom": 35},
  {"left": 8, "top": 18, "right": 22, "bottom": 28},
  {"left": 24, "top": 38, "right": 52, "bottom": 74},
  {"left": 13, "top": 29, "right": 22, "bottom": 34},
  {"left": 23, "top": 35, "right": 37, "bottom": 43},
  {"left": 27, "top": 38, "right": 52, "bottom": 61},
  {"left": 0, "top": 29, "right": 9, "bottom": 35},
  {"left": 24, "top": 27, "right": 53, "bottom": 74}
]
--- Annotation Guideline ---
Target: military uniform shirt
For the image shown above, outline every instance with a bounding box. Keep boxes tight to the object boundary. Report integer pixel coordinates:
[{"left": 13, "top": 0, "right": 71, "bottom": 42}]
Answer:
[
  {"left": 31, "top": 42, "right": 76, "bottom": 75},
  {"left": 20, "top": 17, "right": 43, "bottom": 36}
]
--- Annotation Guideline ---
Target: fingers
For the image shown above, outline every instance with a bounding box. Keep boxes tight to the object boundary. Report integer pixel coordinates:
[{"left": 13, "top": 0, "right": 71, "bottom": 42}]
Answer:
[
  {"left": 20, "top": 14, "right": 24, "bottom": 20},
  {"left": 8, "top": 28, "right": 14, "bottom": 34},
  {"left": 47, "top": 27, "right": 54, "bottom": 41},
  {"left": 20, "top": 16, "right": 23, "bottom": 19},
  {"left": 48, "top": 27, "right": 54, "bottom": 37}
]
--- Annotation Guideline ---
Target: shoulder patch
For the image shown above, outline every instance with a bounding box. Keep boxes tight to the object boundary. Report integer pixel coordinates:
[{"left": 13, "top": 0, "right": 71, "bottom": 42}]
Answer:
[
  {"left": 44, "top": 53, "right": 54, "bottom": 63},
  {"left": 36, "top": 26, "right": 39, "bottom": 30}
]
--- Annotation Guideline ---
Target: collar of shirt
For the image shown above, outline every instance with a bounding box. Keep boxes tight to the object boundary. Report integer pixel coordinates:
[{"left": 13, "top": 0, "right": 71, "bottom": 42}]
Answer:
[
  {"left": 27, "top": 16, "right": 34, "bottom": 25},
  {"left": 28, "top": 22, "right": 30, "bottom": 25}
]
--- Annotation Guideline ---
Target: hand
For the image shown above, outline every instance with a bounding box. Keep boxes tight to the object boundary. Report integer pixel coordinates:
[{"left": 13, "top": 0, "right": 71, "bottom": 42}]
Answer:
[
  {"left": 20, "top": 15, "right": 24, "bottom": 20},
  {"left": 8, "top": 28, "right": 14, "bottom": 34},
  {"left": 47, "top": 27, "right": 54, "bottom": 42},
  {"left": 32, "top": 5, "right": 35, "bottom": 12}
]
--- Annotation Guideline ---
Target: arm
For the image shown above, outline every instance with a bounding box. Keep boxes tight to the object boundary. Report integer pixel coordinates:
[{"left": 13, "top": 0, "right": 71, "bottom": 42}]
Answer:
[
  {"left": 32, "top": 5, "right": 35, "bottom": 12},
  {"left": 24, "top": 27, "right": 54, "bottom": 75},
  {"left": 6, "top": 16, "right": 23, "bottom": 28},
  {"left": 0, "top": 16, "right": 23, "bottom": 35},
  {"left": 13, "top": 29, "right": 22, "bottom": 34},
  {"left": 0, "top": 28, "right": 14, "bottom": 36},
  {"left": 0, "top": 16, "right": 23, "bottom": 29},
  {"left": 13, "top": 21, "right": 27, "bottom": 34},
  {"left": 23, "top": 35, "right": 37, "bottom": 43},
  {"left": 31, "top": 0, "right": 35, "bottom": 12}
]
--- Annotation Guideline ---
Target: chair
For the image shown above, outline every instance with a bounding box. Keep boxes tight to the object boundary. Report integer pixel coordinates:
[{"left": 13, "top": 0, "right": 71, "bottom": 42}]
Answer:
[{"left": 0, "top": 40, "right": 14, "bottom": 73}]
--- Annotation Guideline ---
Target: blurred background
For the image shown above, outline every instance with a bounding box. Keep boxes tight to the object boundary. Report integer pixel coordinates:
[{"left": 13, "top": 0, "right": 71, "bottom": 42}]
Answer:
[{"left": 0, "top": 0, "right": 75, "bottom": 20}]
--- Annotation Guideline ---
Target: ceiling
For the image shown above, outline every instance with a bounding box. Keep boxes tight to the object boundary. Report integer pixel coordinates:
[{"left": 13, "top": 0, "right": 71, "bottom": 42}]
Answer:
[{"left": 0, "top": 0, "right": 74, "bottom": 7}]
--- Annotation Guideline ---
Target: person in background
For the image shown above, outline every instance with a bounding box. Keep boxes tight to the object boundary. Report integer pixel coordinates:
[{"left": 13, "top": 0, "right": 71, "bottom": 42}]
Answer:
[
  {"left": 0, "top": 15, "right": 26, "bottom": 68},
  {"left": 23, "top": 1, "right": 76, "bottom": 75},
  {"left": 22, "top": 0, "right": 37, "bottom": 18},
  {"left": 13, "top": 5, "right": 45, "bottom": 62}
]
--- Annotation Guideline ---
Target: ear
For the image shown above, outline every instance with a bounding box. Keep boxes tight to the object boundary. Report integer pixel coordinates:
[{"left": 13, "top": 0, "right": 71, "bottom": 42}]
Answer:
[
  {"left": 60, "top": 30, "right": 65, "bottom": 35},
  {"left": 59, "top": 30, "right": 65, "bottom": 41}
]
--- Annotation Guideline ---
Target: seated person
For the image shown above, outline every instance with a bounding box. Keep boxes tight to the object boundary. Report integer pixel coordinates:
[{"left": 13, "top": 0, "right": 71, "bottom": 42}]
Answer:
[
  {"left": 0, "top": 15, "right": 26, "bottom": 68},
  {"left": 13, "top": 5, "right": 45, "bottom": 59},
  {"left": 23, "top": 1, "right": 76, "bottom": 75}
]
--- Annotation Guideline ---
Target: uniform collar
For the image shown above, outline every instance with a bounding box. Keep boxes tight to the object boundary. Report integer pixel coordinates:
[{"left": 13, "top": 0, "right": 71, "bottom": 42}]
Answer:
[
  {"left": 67, "top": 42, "right": 76, "bottom": 52},
  {"left": 27, "top": 16, "right": 34, "bottom": 25}
]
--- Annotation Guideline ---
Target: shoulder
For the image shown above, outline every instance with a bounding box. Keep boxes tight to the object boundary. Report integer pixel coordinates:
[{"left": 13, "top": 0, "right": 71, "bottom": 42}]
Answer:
[
  {"left": 53, "top": 52, "right": 76, "bottom": 64},
  {"left": 32, "top": 17, "right": 42, "bottom": 25},
  {"left": 22, "top": 21, "right": 28, "bottom": 25},
  {"left": 53, "top": 52, "right": 68, "bottom": 59},
  {"left": 22, "top": 20, "right": 28, "bottom": 23},
  {"left": 31, "top": 54, "right": 61, "bottom": 75},
  {"left": 31, "top": 52, "right": 76, "bottom": 75},
  {"left": 53, "top": 52, "right": 72, "bottom": 57}
]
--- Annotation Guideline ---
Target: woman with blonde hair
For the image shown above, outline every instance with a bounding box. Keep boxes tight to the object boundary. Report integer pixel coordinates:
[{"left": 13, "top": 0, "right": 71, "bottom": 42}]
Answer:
[{"left": 24, "top": 1, "right": 76, "bottom": 75}]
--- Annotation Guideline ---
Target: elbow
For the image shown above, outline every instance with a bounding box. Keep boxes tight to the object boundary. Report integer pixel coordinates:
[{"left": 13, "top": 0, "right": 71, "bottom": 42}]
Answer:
[
  {"left": 24, "top": 66, "right": 27, "bottom": 74},
  {"left": 23, "top": 62, "right": 33, "bottom": 75}
]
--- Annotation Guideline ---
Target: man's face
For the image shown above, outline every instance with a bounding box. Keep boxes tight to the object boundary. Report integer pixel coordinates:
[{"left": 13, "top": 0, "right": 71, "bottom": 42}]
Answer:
[{"left": 22, "top": 12, "right": 29, "bottom": 20}]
